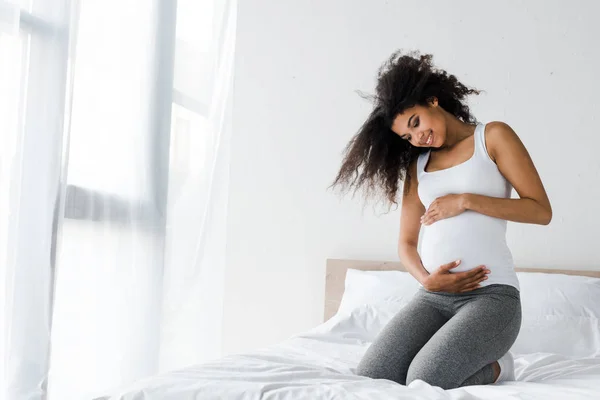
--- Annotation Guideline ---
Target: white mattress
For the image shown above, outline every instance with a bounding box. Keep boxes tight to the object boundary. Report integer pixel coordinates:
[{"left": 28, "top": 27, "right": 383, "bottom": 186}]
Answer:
[{"left": 103, "top": 325, "right": 600, "bottom": 399}]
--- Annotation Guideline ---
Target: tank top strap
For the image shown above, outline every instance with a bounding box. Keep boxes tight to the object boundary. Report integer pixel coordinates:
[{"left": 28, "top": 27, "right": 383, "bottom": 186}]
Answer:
[{"left": 474, "top": 122, "right": 491, "bottom": 161}]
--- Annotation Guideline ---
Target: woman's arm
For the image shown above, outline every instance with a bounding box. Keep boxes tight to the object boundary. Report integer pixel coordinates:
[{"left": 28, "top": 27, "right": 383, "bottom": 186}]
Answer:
[
  {"left": 465, "top": 122, "right": 552, "bottom": 225},
  {"left": 421, "top": 122, "right": 552, "bottom": 226},
  {"left": 398, "top": 160, "right": 430, "bottom": 284},
  {"left": 461, "top": 195, "right": 551, "bottom": 225}
]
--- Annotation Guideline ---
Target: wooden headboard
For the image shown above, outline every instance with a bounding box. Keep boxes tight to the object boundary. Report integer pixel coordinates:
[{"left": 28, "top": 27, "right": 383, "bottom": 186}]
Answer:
[{"left": 324, "top": 258, "right": 600, "bottom": 321}]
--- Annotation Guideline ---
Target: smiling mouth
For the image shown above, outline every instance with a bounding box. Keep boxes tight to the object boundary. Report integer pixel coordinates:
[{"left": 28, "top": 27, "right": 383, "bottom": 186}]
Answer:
[{"left": 423, "top": 131, "right": 433, "bottom": 146}]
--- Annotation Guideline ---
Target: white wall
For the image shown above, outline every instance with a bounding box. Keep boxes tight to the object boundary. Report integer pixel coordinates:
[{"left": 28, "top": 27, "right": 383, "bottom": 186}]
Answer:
[{"left": 223, "top": 0, "right": 600, "bottom": 355}]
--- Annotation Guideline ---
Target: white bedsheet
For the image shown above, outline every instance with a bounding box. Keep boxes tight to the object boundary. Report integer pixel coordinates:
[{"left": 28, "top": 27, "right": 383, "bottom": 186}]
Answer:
[{"left": 102, "top": 326, "right": 600, "bottom": 399}]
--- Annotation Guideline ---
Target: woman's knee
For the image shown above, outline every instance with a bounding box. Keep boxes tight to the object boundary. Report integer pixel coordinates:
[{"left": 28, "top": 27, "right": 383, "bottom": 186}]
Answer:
[
  {"left": 406, "top": 358, "right": 460, "bottom": 390},
  {"left": 356, "top": 349, "right": 410, "bottom": 384},
  {"left": 356, "top": 359, "right": 407, "bottom": 385}
]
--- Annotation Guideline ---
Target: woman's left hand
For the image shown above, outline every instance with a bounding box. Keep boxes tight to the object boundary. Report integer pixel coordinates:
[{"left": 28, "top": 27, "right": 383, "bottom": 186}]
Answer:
[{"left": 421, "top": 194, "right": 468, "bottom": 226}]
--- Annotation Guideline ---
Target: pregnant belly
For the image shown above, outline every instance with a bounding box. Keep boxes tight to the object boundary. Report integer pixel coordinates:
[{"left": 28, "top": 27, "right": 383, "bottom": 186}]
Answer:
[{"left": 419, "top": 212, "right": 512, "bottom": 274}]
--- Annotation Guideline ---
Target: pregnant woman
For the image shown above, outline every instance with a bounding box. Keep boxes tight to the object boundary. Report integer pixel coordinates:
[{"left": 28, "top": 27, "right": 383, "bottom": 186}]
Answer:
[{"left": 331, "top": 50, "right": 552, "bottom": 389}]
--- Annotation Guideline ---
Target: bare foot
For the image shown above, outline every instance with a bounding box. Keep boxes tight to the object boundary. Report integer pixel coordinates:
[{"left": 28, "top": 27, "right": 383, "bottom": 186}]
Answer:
[{"left": 491, "top": 361, "right": 500, "bottom": 383}]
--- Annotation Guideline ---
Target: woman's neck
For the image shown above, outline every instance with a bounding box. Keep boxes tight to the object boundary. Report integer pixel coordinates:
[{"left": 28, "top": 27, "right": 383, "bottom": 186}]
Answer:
[{"left": 442, "top": 117, "right": 476, "bottom": 149}]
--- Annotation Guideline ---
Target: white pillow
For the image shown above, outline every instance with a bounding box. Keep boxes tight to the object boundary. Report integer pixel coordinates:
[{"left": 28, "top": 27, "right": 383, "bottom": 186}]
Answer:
[
  {"left": 337, "top": 269, "right": 420, "bottom": 316},
  {"left": 335, "top": 268, "right": 600, "bottom": 358},
  {"left": 313, "top": 297, "right": 407, "bottom": 343},
  {"left": 511, "top": 272, "right": 600, "bottom": 358}
]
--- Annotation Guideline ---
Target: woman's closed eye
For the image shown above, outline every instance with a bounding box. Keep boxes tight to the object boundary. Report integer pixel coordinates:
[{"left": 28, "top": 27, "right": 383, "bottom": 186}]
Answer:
[{"left": 400, "top": 117, "right": 419, "bottom": 140}]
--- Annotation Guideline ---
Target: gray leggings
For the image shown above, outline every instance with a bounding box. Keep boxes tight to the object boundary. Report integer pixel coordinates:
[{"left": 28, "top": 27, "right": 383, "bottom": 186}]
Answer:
[{"left": 356, "top": 284, "right": 521, "bottom": 389}]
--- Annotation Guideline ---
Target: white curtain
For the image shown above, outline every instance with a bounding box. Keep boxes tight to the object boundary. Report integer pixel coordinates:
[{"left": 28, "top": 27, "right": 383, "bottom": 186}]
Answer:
[{"left": 0, "top": 0, "right": 236, "bottom": 398}]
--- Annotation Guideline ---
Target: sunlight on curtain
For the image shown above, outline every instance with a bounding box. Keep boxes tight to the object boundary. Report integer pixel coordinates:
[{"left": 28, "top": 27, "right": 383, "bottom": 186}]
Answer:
[
  {"left": 46, "top": 0, "right": 237, "bottom": 398},
  {"left": 159, "top": 0, "right": 236, "bottom": 371},
  {"left": 48, "top": 1, "right": 165, "bottom": 398},
  {"left": 1, "top": 0, "right": 235, "bottom": 397},
  {"left": 1, "top": 0, "right": 73, "bottom": 398},
  {"left": 0, "top": 28, "right": 27, "bottom": 400}
]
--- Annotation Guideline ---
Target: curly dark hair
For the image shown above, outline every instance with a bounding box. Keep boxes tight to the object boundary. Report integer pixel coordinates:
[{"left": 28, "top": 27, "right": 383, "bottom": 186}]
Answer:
[{"left": 331, "top": 49, "right": 482, "bottom": 208}]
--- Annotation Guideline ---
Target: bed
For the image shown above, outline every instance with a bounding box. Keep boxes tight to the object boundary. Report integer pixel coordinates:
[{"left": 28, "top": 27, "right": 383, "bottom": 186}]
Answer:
[{"left": 102, "top": 259, "right": 600, "bottom": 400}]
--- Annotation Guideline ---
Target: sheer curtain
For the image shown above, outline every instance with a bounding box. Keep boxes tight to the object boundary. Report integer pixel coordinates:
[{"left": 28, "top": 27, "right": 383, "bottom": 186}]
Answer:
[
  {"left": 0, "top": 0, "right": 236, "bottom": 398},
  {"left": 1, "top": 0, "right": 73, "bottom": 398}
]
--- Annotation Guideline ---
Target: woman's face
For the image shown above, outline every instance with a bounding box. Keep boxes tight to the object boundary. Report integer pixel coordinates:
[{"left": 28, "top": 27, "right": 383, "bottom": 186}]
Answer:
[{"left": 391, "top": 99, "right": 445, "bottom": 148}]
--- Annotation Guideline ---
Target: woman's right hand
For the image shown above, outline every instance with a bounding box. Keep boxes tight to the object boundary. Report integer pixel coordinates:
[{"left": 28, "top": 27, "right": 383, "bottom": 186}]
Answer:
[{"left": 422, "top": 260, "right": 490, "bottom": 293}]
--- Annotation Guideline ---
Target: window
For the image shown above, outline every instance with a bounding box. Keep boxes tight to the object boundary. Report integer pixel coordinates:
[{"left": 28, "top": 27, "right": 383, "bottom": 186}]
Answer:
[
  {"left": 62, "top": 0, "right": 219, "bottom": 221},
  {"left": 64, "top": 0, "right": 170, "bottom": 221}
]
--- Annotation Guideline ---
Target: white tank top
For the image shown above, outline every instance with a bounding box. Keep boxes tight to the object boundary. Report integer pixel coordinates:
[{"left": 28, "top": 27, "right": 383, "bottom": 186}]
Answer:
[{"left": 416, "top": 122, "right": 520, "bottom": 291}]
